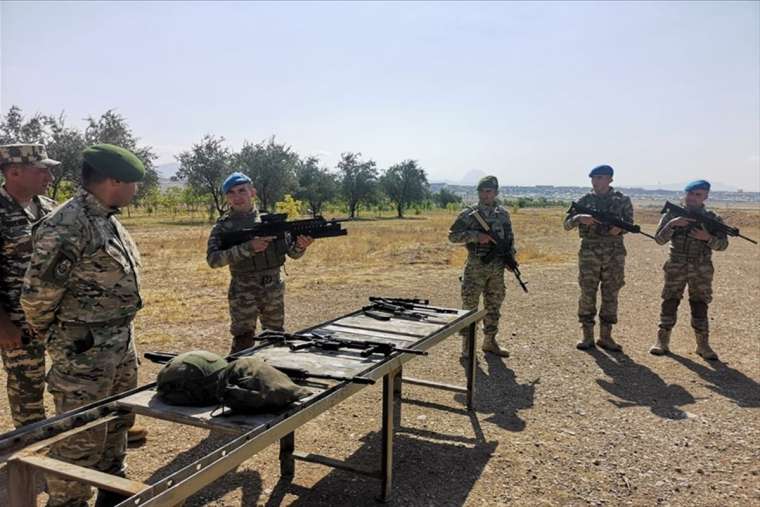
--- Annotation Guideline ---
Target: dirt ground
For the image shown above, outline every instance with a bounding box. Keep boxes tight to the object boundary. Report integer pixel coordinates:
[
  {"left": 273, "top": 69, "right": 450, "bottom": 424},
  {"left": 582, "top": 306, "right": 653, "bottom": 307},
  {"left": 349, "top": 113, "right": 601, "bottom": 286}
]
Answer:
[{"left": 1, "top": 208, "right": 758, "bottom": 506}]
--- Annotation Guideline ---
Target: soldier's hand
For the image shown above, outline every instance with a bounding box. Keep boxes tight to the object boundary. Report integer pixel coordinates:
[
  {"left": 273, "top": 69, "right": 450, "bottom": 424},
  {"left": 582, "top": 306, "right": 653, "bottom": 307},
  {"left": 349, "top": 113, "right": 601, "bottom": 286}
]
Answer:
[
  {"left": 576, "top": 214, "right": 600, "bottom": 226},
  {"left": 250, "top": 236, "right": 275, "bottom": 253},
  {"left": 478, "top": 233, "right": 496, "bottom": 245},
  {"left": 608, "top": 226, "right": 623, "bottom": 235},
  {"left": 689, "top": 226, "right": 712, "bottom": 242},
  {"left": 295, "top": 235, "right": 314, "bottom": 250},
  {"left": 668, "top": 217, "right": 694, "bottom": 228},
  {"left": 0, "top": 323, "right": 23, "bottom": 350}
]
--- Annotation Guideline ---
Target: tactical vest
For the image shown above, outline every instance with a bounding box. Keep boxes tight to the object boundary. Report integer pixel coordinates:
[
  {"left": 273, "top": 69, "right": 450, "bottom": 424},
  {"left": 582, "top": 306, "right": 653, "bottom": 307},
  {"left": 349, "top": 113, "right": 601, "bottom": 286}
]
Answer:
[
  {"left": 464, "top": 205, "right": 513, "bottom": 258},
  {"left": 576, "top": 190, "right": 627, "bottom": 241},
  {"left": 222, "top": 210, "right": 289, "bottom": 273},
  {"left": 666, "top": 209, "right": 717, "bottom": 261}
]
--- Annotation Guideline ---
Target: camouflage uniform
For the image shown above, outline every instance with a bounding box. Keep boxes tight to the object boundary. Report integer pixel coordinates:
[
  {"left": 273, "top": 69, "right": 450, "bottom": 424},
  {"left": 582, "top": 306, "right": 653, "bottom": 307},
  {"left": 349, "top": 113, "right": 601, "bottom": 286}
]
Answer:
[
  {"left": 449, "top": 201, "right": 515, "bottom": 356},
  {"left": 207, "top": 207, "right": 304, "bottom": 353},
  {"left": 564, "top": 188, "right": 633, "bottom": 349},
  {"left": 21, "top": 188, "right": 142, "bottom": 507},
  {"left": 0, "top": 185, "right": 56, "bottom": 428},
  {"left": 650, "top": 206, "right": 728, "bottom": 359}
]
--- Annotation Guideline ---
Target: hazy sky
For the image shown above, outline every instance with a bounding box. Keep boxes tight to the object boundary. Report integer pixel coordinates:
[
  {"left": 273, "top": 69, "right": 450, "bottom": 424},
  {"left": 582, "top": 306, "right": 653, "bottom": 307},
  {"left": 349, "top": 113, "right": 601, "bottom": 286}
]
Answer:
[{"left": 2, "top": 1, "right": 758, "bottom": 190}]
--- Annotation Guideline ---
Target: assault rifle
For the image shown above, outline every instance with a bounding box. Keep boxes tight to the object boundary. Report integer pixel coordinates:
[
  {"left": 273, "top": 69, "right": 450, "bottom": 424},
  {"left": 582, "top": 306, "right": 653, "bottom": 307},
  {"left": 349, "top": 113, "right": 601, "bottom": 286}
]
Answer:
[
  {"left": 362, "top": 300, "right": 448, "bottom": 322},
  {"left": 368, "top": 296, "right": 459, "bottom": 314},
  {"left": 218, "top": 213, "right": 348, "bottom": 250},
  {"left": 143, "top": 350, "right": 375, "bottom": 385},
  {"left": 266, "top": 330, "right": 428, "bottom": 357},
  {"left": 661, "top": 201, "right": 757, "bottom": 245},
  {"left": 567, "top": 201, "right": 656, "bottom": 240},
  {"left": 469, "top": 210, "right": 529, "bottom": 293}
]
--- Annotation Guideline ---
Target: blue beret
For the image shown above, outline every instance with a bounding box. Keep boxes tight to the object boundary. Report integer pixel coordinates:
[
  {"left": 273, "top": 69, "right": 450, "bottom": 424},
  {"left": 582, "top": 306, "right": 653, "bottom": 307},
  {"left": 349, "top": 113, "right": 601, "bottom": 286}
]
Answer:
[
  {"left": 588, "top": 165, "right": 614, "bottom": 177},
  {"left": 222, "top": 172, "right": 252, "bottom": 193},
  {"left": 684, "top": 179, "right": 710, "bottom": 192}
]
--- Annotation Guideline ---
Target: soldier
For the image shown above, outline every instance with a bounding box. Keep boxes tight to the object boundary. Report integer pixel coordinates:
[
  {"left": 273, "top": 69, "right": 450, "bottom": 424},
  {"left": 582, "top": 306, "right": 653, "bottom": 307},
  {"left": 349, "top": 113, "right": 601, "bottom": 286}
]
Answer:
[
  {"left": 0, "top": 144, "right": 58, "bottom": 429},
  {"left": 207, "top": 172, "right": 314, "bottom": 354},
  {"left": 649, "top": 180, "right": 728, "bottom": 360},
  {"left": 21, "top": 144, "right": 145, "bottom": 507},
  {"left": 448, "top": 175, "right": 515, "bottom": 357},
  {"left": 564, "top": 165, "right": 633, "bottom": 351}
]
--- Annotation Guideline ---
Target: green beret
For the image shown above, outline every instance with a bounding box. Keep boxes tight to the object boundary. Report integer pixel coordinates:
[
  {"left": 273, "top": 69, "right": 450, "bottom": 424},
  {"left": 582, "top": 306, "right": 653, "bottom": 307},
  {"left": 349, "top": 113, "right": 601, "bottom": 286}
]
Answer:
[
  {"left": 477, "top": 175, "right": 499, "bottom": 191},
  {"left": 82, "top": 144, "right": 145, "bottom": 182}
]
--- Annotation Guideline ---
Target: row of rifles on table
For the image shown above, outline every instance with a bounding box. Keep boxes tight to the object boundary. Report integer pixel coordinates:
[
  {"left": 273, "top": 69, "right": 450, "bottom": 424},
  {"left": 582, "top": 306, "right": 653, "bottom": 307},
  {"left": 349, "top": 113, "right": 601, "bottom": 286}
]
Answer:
[{"left": 145, "top": 297, "right": 456, "bottom": 386}]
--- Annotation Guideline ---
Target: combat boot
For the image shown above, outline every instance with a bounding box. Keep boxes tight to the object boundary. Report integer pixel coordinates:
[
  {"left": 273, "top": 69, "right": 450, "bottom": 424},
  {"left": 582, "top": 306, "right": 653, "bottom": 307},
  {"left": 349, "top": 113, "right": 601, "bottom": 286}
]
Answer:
[
  {"left": 649, "top": 328, "right": 671, "bottom": 356},
  {"left": 596, "top": 323, "right": 622, "bottom": 352},
  {"left": 695, "top": 332, "right": 718, "bottom": 361},
  {"left": 230, "top": 332, "right": 256, "bottom": 355},
  {"left": 127, "top": 423, "right": 148, "bottom": 444},
  {"left": 576, "top": 324, "right": 595, "bottom": 350},
  {"left": 482, "top": 335, "right": 509, "bottom": 357}
]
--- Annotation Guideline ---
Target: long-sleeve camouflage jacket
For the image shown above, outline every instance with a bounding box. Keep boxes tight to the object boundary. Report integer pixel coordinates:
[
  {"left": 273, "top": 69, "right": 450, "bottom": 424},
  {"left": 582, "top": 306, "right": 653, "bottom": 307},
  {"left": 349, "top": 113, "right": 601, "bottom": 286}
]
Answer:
[
  {"left": 206, "top": 207, "right": 304, "bottom": 277},
  {"left": 0, "top": 186, "right": 56, "bottom": 330},
  {"left": 448, "top": 202, "right": 516, "bottom": 260},
  {"left": 21, "top": 189, "right": 142, "bottom": 333},
  {"left": 654, "top": 204, "right": 728, "bottom": 260},
  {"left": 564, "top": 187, "right": 634, "bottom": 243}
]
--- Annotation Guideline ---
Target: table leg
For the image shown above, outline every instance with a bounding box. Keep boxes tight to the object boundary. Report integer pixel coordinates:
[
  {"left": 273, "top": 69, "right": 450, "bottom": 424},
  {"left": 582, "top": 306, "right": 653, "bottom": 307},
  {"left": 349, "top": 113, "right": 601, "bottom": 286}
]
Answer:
[
  {"left": 466, "top": 322, "right": 477, "bottom": 410},
  {"left": 279, "top": 432, "right": 295, "bottom": 479},
  {"left": 379, "top": 368, "right": 399, "bottom": 502},
  {"left": 7, "top": 457, "right": 36, "bottom": 507}
]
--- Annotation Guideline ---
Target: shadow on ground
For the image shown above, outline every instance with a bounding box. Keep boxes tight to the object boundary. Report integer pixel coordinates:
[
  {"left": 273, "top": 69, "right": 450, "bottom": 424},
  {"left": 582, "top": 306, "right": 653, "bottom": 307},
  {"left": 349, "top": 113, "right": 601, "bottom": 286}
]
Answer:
[
  {"left": 670, "top": 353, "right": 760, "bottom": 408},
  {"left": 589, "top": 349, "right": 696, "bottom": 419}
]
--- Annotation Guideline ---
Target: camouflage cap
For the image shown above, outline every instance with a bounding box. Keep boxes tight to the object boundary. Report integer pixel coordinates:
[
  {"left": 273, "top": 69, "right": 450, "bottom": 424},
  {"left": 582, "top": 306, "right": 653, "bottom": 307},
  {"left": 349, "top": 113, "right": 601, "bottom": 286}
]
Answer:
[
  {"left": 0, "top": 143, "right": 60, "bottom": 168},
  {"left": 477, "top": 175, "right": 499, "bottom": 191},
  {"left": 82, "top": 144, "right": 145, "bottom": 182}
]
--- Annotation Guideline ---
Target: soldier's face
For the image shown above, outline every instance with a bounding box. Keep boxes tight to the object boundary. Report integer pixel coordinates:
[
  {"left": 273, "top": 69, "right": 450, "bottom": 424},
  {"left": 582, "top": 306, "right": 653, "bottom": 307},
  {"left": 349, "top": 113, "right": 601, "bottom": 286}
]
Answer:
[
  {"left": 478, "top": 188, "right": 497, "bottom": 205},
  {"left": 685, "top": 189, "right": 708, "bottom": 207},
  {"left": 109, "top": 180, "right": 139, "bottom": 207},
  {"left": 226, "top": 184, "right": 255, "bottom": 211},
  {"left": 591, "top": 175, "right": 612, "bottom": 193},
  {"left": 5, "top": 163, "right": 52, "bottom": 195}
]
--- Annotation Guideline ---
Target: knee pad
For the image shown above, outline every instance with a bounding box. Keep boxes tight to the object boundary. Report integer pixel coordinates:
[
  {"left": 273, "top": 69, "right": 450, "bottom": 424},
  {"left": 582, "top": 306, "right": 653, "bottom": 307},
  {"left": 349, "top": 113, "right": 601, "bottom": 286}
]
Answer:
[
  {"left": 689, "top": 300, "right": 708, "bottom": 319},
  {"left": 661, "top": 298, "right": 680, "bottom": 316}
]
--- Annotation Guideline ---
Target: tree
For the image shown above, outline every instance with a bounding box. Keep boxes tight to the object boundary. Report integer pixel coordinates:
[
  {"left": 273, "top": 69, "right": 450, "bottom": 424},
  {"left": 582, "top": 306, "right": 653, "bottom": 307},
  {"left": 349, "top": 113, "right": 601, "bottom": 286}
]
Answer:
[
  {"left": 381, "top": 160, "right": 429, "bottom": 218},
  {"left": 337, "top": 152, "right": 378, "bottom": 218},
  {"left": 0, "top": 106, "right": 48, "bottom": 144},
  {"left": 433, "top": 187, "right": 462, "bottom": 208},
  {"left": 84, "top": 110, "right": 158, "bottom": 203},
  {"left": 294, "top": 156, "right": 338, "bottom": 217},
  {"left": 175, "top": 134, "right": 231, "bottom": 217},
  {"left": 44, "top": 115, "right": 87, "bottom": 199},
  {"left": 235, "top": 136, "right": 298, "bottom": 212}
]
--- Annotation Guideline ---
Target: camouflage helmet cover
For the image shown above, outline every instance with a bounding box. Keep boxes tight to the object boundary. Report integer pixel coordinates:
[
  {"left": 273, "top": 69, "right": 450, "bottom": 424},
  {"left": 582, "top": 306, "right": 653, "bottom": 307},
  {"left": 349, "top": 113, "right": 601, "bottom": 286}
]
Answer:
[
  {"left": 477, "top": 175, "right": 499, "bottom": 191},
  {"left": 0, "top": 143, "right": 60, "bottom": 168}
]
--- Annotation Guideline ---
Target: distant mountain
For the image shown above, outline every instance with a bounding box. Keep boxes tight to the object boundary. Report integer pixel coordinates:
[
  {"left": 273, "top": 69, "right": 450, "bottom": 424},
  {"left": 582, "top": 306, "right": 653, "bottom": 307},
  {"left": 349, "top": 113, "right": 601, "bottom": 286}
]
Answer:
[{"left": 155, "top": 163, "right": 179, "bottom": 179}]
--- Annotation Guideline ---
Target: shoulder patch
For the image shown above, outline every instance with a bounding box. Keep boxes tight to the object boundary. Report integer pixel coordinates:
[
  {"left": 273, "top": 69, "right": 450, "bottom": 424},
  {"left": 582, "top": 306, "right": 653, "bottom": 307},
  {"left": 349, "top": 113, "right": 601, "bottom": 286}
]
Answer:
[{"left": 40, "top": 247, "right": 77, "bottom": 284}]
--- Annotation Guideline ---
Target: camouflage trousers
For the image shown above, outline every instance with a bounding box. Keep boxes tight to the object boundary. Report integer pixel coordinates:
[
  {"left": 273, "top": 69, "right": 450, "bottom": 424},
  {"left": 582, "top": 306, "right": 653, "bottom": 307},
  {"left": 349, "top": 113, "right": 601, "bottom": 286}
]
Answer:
[
  {"left": 459, "top": 256, "right": 506, "bottom": 338},
  {"left": 0, "top": 326, "right": 46, "bottom": 428},
  {"left": 577, "top": 240, "right": 626, "bottom": 325},
  {"left": 45, "top": 320, "right": 138, "bottom": 507},
  {"left": 659, "top": 258, "right": 714, "bottom": 333},
  {"left": 228, "top": 269, "right": 286, "bottom": 337}
]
